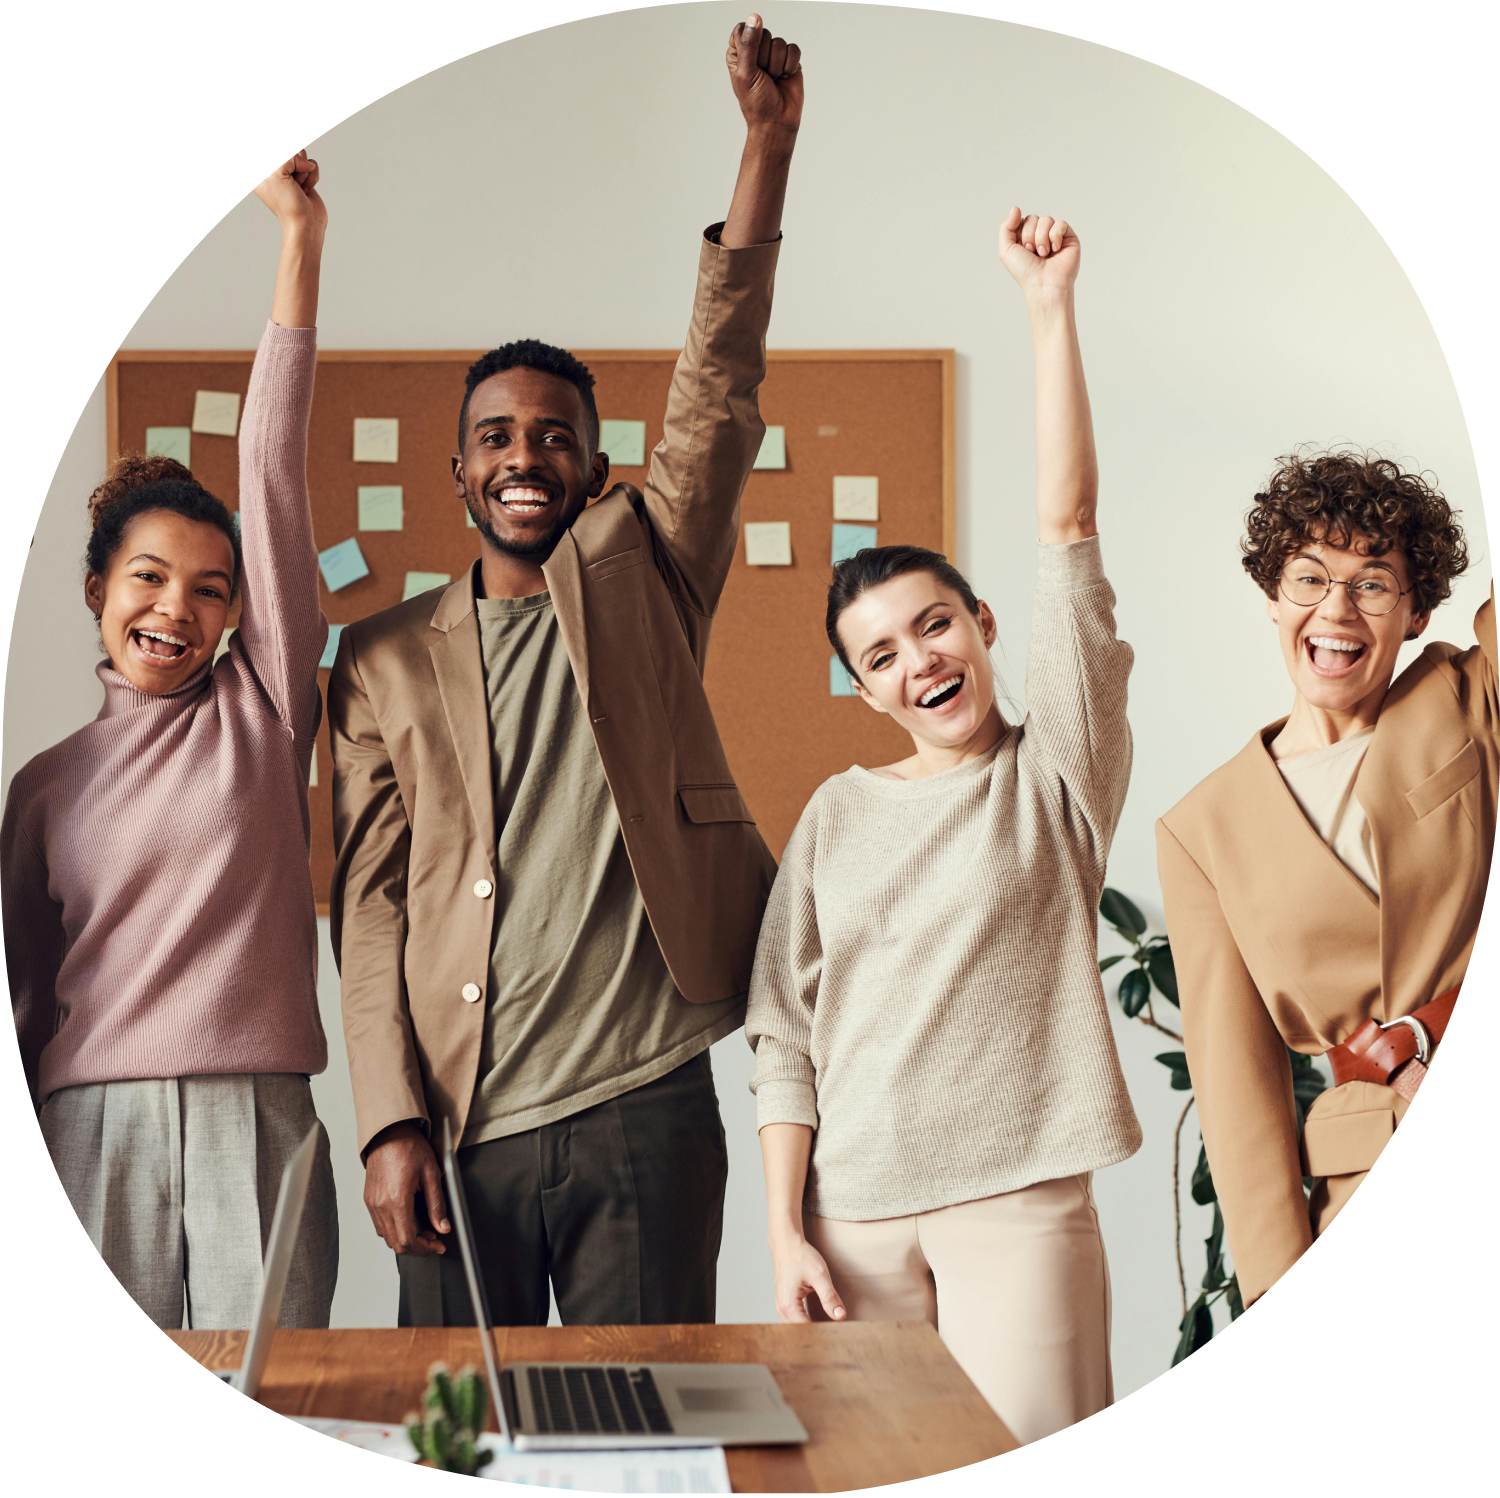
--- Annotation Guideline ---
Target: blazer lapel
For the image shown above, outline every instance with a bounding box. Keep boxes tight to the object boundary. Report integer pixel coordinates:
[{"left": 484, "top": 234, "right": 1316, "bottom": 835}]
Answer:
[
  {"left": 429, "top": 571, "right": 497, "bottom": 877},
  {"left": 542, "top": 526, "right": 590, "bottom": 707}
]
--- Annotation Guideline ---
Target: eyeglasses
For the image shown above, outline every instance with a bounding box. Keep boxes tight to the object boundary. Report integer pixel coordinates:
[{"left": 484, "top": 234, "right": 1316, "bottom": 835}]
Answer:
[{"left": 1278, "top": 559, "right": 1413, "bottom": 617}]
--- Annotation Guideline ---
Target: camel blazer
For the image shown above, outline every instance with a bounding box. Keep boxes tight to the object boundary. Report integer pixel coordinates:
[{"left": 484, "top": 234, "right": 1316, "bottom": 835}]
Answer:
[
  {"left": 328, "top": 230, "right": 780, "bottom": 1156},
  {"left": 1157, "top": 593, "right": 1497, "bottom": 1304}
]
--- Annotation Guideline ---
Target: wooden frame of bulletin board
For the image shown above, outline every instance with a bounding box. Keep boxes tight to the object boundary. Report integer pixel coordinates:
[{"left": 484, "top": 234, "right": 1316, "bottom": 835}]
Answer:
[{"left": 109, "top": 348, "right": 955, "bottom": 907}]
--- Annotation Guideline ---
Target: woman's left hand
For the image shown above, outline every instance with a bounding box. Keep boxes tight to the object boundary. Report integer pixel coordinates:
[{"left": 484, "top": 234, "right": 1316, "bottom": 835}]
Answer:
[
  {"left": 999, "top": 205, "right": 1080, "bottom": 297},
  {"left": 254, "top": 151, "right": 327, "bottom": 241}
]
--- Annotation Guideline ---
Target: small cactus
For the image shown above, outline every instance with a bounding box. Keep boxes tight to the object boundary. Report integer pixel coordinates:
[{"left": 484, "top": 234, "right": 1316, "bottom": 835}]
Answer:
[{"left": 406, "top": 1361, "right": 494, "bottom": 1475}]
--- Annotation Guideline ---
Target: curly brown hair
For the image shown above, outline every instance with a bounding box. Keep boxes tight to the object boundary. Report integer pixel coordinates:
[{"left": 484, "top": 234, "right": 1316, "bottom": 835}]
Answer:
[
  {"left": 85, "top": 453, "right": 194, "bottom": 527},
  {"left": 1240, "top": 448, "right": 1468, "bottom": 614}
]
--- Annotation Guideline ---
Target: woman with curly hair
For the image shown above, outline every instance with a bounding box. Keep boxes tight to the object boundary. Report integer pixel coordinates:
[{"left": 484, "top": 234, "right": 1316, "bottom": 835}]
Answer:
[
  {"left": 3, "top": 154, "right": 339, "bottom": 1328},
  {"left": 1157, "top": 449, "right": 1494, "bottom": 1306}
]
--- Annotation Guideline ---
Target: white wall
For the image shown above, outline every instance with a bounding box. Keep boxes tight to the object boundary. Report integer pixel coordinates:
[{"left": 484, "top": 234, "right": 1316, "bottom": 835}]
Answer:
[{"left": 6, "top": 4, "right": 1486, "bottom": 1401}]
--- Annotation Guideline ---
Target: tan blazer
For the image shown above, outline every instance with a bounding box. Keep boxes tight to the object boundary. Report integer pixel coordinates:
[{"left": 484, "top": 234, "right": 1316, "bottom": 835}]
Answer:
[
  {"left": 328, "top": 232, "right": 780, "bottom": 1156},
  {"left": 1157, "top": 594, "right": 1496, "bottom": 1303}
]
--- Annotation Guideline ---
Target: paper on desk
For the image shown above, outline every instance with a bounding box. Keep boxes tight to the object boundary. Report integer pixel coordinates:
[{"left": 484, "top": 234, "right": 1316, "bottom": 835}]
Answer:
[
  {"left": 752, "top": 425, "right": 786, "bottom": 470},
  {"left": 192, "top": 390, "right": 241, "bottom": 437},
  {"left": 288, "top": 1417, "right": 731, "bottom": 1492},
  {"left": 146, "top": 427, "right": 191, "bottom": 466},
  {"left": 354, "top": 418, "right": 400, "bottom": 463},
  {"left": 599, "top": 419, "right": 647, "bottom": 466}
]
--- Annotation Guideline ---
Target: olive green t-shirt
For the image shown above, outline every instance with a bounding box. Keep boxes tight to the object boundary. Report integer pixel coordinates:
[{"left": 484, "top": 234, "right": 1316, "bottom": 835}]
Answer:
[{"left": 461, "top": 589, "right": 743, "bottom": 1145}]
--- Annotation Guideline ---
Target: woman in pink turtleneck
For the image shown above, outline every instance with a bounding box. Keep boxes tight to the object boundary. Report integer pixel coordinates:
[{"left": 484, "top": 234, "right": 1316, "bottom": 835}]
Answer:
[{"left": 3, "top": 154, "right": 338, "bottom": 1329}]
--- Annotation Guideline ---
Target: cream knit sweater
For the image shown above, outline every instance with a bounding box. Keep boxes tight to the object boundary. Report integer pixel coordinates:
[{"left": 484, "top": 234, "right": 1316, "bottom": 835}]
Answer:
[{"left": 745, "top": 537, "right": 1142, "bottom": 1220}]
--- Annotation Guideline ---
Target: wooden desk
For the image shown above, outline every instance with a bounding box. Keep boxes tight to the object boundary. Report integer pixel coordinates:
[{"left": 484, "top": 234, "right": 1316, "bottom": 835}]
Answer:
[{"left": 169, "top": 1323, "right": 1016, "bottom": 1491}]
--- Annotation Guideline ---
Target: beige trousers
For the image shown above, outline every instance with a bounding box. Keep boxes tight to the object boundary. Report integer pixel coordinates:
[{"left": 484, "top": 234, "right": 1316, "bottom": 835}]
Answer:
[
  {"left": 805, "top": 1173, "right": 1112, "bottom": 1445},
  {"left": 40, "top": 1073, "right": 338, "bottom": 1331}
]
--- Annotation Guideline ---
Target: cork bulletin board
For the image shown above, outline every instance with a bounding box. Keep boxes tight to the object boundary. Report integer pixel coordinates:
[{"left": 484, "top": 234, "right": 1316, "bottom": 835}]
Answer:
[{"left": 108, "top": 349, "right": 955, "bottom": 906}]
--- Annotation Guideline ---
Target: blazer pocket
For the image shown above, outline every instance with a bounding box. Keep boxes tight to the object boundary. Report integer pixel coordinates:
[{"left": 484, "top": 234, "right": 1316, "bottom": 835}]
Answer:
[
  {"left": 1406, "top": 738, "right": 1480, "bottom": 819},
  {"left": 678, "top": 783, "right": 755, "bottom": 824},
  {"left": 1300, "top": 1106, "right": 1395, "bottom": 1178},
  {"left": 587, "top": 546, "right": 645, "bottom": 582}
]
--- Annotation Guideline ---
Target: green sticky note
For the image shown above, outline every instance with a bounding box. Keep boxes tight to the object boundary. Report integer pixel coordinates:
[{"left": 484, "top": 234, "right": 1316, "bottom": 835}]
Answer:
[
  {"left": 753, "top": 425, "right": 787, "bottom": 470},
  {"left": 599, "top": 419, "right": 647, "bottom": 466},
  {"left": 358, "top": 486, "right": 404, "bottom": 531},
  {"left": 832, "top": 523, "right": 878, "bottom": 564},
  {"left": 403, "top": 571, "right": 452, "bottom": 601},
  {"left": 830, "top": 655, "right": 858, "bottom": 697},
  {"left": 145, "top": 427, "right": 191, "bottom": 466}
]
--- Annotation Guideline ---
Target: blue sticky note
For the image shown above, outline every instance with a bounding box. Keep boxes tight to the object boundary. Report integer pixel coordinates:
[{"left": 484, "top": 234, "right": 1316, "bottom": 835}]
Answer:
[
  {"left": 832, "top": 523, "right": 878, "bottom": 564},
  {"left": 319, "top": 623, "right": 346, "bottom": 670},
  {"left": 145, "top": 426, "right": 191, "bottom": 466},
  {"left": 318, "top": 537, "right": 370, "bottom": 593},
  {"left": 830, "top": 655, "right": 858, "bottom": 697},
  {"left": 599, "top": 419, "right": 647, "bottom": 466}
]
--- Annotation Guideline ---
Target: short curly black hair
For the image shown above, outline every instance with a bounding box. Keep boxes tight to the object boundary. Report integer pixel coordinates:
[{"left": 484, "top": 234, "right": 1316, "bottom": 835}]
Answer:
[
  {"left": 1241, "top": 447, "right": 1468, "bottom": 614},
  {"left": 457, "top": 339, "right": 598, "bottom": 454}
]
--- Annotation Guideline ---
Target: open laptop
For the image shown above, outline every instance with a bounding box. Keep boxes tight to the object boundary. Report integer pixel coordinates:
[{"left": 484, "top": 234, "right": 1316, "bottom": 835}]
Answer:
[
  {"left": 214, "top": 1123, "right": 321, "bottom": 1398},
  {"left": 440, "top": 1120, "right": 809, "bottom": 1451}
]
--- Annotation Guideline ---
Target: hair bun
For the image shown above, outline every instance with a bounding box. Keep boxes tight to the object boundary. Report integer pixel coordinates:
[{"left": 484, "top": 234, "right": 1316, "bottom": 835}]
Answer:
[{"left": 87, "top": 453, "right": 196, "bottom": 529}]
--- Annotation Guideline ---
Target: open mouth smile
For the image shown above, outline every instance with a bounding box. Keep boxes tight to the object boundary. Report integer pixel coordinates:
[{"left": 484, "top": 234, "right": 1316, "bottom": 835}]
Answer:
[
  {"left": 1305, "top": 634, "right": 1367, "bottom": 677},
  {"left": 131, "top": 628, "right": 191, "bottom": 663},
  {"left": 917, "top": 674, "right": 964, "bottom": 710},
  {"left": 491, "top": 485, "right": 558, "bottom": 515}
]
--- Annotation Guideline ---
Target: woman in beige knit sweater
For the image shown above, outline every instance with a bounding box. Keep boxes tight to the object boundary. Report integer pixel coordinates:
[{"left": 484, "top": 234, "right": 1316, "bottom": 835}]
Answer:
[{"left": 745, "top": 208, "right": 1140, "bottom": 1445}]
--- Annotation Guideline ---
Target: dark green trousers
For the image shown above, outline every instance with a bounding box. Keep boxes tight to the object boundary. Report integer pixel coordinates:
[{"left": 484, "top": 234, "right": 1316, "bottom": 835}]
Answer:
[{"left": 397, "top": 1051, "right": 727, "bottom": 1327}]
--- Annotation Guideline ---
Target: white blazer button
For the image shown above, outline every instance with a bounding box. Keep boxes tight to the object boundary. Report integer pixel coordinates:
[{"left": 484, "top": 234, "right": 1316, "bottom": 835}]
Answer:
[
  {"left": 461, "top": 983, "right": 482, "bottom": 1003},
  {"left": 473, "top": 879, "right": 493, "bottom": 898}
]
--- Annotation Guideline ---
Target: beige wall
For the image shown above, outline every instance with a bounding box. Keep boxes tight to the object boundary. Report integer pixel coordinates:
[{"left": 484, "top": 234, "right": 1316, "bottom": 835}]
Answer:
[{"left": 6, "top": 4, "right": 1486, "bottom": 1398}]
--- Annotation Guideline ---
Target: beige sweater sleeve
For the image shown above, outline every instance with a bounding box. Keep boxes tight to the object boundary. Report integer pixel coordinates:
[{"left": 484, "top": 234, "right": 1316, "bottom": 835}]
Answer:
[{"left": 744, "top": 798, "right": 822, "bottom": 1129}]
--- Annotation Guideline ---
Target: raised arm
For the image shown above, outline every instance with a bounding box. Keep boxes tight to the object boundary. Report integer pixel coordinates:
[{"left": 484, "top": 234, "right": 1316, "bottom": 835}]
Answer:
[
  {"left": 232, "top": 153, "right": 328, "bottom": 733},
  {"left": 636, "top": 17, "right": 801, "bottom": 626},
  {"left": 999, "top": 207, "right": 1098, "bottom": 544}
]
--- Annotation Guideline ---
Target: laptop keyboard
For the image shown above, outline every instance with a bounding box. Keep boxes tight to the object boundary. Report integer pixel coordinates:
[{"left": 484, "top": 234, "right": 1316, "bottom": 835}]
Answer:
[{"left": 523, "top": 1364, "right": 675, "bottom": 1436}]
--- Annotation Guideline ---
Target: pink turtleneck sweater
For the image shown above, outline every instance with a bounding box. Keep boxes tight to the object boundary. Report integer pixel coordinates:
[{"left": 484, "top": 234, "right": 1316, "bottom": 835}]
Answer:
[{"left": 4, "top": 322, "right": 329, "bottom": 1105}]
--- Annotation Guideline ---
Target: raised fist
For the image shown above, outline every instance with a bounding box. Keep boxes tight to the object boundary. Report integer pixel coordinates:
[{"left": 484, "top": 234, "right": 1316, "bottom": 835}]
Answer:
[
  {"left": 727, "top": 14, "right": 803, "bottom": 134},
  {"left": 999, "top": 206, "right": 1080, "bottom": 296},
  {"left": 254, "top": 150, "right": 327, "bottom": 239}
]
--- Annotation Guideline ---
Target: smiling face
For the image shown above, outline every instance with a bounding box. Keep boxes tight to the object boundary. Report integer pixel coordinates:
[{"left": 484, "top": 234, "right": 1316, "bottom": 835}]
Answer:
[
  {"left": 452, "top": 366, "right": 609, "bottom": 564},
  {"left": 1267, "top": 535, "right": 1430, "bottom": 718},
  {"left": 837, "top": 570, "right": 1000, "bottom": 751},
  {"left": 84, "top": 510, "right": 235, "bottom": 694}
]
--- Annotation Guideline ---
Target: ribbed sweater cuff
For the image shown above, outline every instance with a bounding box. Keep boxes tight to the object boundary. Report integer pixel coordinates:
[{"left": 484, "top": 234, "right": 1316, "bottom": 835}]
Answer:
[
  {"left": 1037, "top": 533, "right": 1104, "bottom": 590},
  {"left": 754, "top": 1078, "right": 819, "bottom": 1130}
]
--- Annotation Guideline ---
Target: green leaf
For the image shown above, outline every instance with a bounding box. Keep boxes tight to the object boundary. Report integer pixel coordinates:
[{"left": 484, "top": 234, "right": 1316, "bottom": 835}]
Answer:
[
  {"left": 1226, "top": 1277, "right": 1245, "bottom": 1321},
  {"left": 1098, "top": 954, "right": 1126, "bottom": 972},
  {"left": 1119, "top": 968, "right": 1151, "bottom": 1018},
  {"left": 1190, "top": 1142, "right": 1217, "bottom": 1205},
  {"left": 1201, "top": 1202, "right": 1225, "bottom": 1288},
  {"left": 1100, "top": 888, "right": 1147, "bottom": 939},
  {"left": 1171, "top": 1294, "right": 1215, "bottom": 1365},
  {"left": 1154, "top": 1050, "right": 1193, "bottom": 1091},
  {"left": 1148, "top": 945, "right": 1179, "bottom": 1007}
]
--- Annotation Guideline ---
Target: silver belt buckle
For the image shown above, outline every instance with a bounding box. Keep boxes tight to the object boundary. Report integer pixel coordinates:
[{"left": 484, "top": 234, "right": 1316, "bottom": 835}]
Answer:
[{"left": 1380, "top": 1014, "right": 1432, "bottom": 1066}]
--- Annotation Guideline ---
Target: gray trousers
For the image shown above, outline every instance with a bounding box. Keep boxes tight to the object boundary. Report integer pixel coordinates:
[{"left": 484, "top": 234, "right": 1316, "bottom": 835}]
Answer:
[
  {"left": 399, "top": 1051, "right": 727, "bottom": 1327},
  {"left": 40, "top": 1073, "right": 338, "bottom": 1330}
]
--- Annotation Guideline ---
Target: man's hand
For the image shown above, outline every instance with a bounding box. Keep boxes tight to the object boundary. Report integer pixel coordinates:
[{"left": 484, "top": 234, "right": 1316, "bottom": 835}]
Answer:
[
  {"left": 726, "top": 14, "right": 803, "bottom": 137},
  {"left": 253, "top": 151, "right": 328, "bottom": 242},
  {"left": 363, "top": 1120, "right": 451, "bottom": 1257},
  {"left": 999, "top": 205, "right": 1080, "bottom": 300}
]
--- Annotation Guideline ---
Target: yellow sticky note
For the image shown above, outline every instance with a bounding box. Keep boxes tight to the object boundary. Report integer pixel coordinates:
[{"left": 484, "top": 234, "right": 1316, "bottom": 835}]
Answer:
[
  {"left": 753, "top": 426, "right": 787, "bottom": 470},
  {"left": 403, "top": 571, "right": 452, "bottom": 600},
  {"left": 358, "top": 486, "right": 404, "bottom": 531},
  {"left": 192, "top": 391, "right": 241, "bottom": 437},
  {"left": 744, "top": 521, "right": 792, "bottom": 566},
  {"left": 833, "top": 476, "right": 879, "bottom": 521},
  {"left": 354, "top": 418, "right": 400, "bottom": 463}
]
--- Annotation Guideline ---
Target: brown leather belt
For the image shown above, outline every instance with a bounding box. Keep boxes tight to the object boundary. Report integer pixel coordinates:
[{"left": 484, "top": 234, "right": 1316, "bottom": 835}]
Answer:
[{"left": 1325, "top": 987, "right": 1459, "bottom": 1102}]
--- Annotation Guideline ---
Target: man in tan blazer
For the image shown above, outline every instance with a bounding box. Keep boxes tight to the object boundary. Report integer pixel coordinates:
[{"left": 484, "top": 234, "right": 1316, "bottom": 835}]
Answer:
[
  {"left": 328, "top": 17, "right": 801, "bottom": 1326},
  {"left": 1157, "top": 450, "right": 1495, "bottom": 1306}
]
